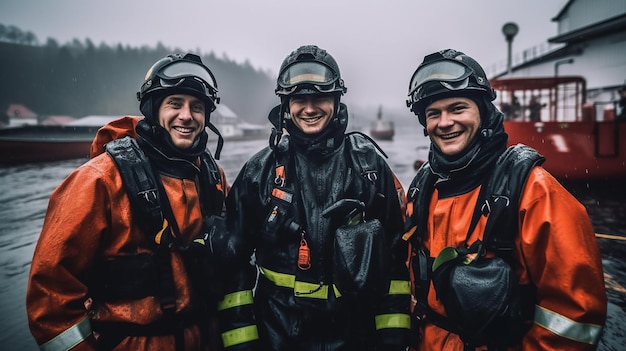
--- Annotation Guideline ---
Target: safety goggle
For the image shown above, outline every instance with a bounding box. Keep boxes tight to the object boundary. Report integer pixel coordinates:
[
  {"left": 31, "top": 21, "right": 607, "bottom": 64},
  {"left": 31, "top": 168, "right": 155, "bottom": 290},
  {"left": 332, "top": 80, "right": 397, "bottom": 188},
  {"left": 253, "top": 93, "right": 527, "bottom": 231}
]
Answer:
[
  {"left": 407, "top": 60, "right": 473, "bottom": 97},
  {"left": 156, "top": 60, "right": 219, "bottom": 96},
  {"left": 276, "top": 61, "right": 341, "bottom": 95}
]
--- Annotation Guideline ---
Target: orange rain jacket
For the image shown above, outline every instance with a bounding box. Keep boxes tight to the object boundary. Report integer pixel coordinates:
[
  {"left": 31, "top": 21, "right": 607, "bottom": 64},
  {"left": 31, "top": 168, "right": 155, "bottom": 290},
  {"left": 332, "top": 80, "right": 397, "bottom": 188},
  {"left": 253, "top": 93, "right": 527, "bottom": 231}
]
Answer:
[
  {"left": 407, "top": 166, "right": 607, "bottom": 351},
  {"left": 27, "top": 116, "right": 228, "bottom": 351}
]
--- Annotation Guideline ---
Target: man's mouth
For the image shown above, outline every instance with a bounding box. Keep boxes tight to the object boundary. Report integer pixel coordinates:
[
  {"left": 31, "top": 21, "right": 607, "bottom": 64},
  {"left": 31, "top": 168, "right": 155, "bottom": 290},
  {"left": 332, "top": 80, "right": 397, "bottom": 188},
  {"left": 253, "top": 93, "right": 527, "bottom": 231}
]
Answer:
[
  {"left": 173, "top": 126, "right": 194, "bottom": 133},
  {"left": 440, "top": 131, "right": 461, "bottom": 140},
  {"left": 300, "top": 116, "right": 323, "bottom": 123}
]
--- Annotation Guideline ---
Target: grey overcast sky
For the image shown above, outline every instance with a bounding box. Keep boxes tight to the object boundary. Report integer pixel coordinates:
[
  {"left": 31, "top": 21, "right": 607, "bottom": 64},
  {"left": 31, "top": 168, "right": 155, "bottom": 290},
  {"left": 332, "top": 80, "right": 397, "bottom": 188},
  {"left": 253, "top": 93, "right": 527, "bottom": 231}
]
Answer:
[{"left": 0, "top": 0, "right": 566, "bottom": 110}]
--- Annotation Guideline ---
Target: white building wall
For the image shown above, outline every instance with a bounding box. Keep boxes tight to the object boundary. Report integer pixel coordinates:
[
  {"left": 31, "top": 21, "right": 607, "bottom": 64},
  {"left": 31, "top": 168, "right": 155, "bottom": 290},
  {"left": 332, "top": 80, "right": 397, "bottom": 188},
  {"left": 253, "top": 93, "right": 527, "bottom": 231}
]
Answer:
[
  {"left": 557, "top": 0, "right": 626, "bottom": 34},
  {"left": 508, "top": 31, "right": 626, "bottom": 90}
]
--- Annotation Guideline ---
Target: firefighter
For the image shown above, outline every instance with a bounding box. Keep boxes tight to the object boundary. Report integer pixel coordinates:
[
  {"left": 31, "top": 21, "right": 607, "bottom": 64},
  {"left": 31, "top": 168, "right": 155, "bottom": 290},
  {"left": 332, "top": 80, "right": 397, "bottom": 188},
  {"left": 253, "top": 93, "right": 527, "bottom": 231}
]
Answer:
[
  {"left": 27, "top": 53, "right": 232, "bottom": 350},
  {"left": 221, "top": 45, "right": 410, "bottom": 350},
  {"left": 404, "top": 48, "right": 607, "bottom": 350}
]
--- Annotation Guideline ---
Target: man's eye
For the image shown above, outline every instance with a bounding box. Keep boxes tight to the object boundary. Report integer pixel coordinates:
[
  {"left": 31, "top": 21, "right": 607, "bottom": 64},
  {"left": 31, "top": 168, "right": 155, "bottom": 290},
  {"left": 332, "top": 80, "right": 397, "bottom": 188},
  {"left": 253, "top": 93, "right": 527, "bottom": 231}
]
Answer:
[
  {"left": 453, "top": 105, "right": 467, "bottom": 112},
  {"left": 192, "top": 104, "right": 204, "bottom": 112}
]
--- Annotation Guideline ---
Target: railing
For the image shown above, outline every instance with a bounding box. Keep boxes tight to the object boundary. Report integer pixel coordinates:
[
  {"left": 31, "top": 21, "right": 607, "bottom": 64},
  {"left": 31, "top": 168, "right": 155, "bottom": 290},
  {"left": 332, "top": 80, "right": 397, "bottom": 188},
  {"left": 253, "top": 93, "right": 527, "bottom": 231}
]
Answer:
[{"left": 485, "top": 42, "right": 566, "bottom": 78}]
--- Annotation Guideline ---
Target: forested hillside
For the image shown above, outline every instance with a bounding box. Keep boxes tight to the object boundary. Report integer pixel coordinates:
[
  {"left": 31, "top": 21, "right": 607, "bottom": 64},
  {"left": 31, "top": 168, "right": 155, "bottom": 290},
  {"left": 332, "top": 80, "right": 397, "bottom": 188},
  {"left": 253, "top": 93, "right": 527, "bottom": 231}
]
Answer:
[{"left": 0, "top": 24, "right": 277, "bottom": 125}]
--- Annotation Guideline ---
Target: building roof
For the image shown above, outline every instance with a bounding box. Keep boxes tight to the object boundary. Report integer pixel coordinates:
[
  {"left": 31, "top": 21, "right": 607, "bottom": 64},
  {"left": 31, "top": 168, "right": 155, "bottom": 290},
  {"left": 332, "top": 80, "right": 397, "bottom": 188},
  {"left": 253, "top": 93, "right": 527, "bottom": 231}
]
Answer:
[
  {"left": 6, "top": 104, "right": 37, "bottom": 118},
  {"left": 68, "top": 115, "right": 120, "bottom": 126},
  {"left": 40, "top": 116, "right": 77, "bottom": 125},
  {"left": 549, "top": 13, "right": 626, "bottom": 44},
  {"left": 214, "top": 104, "right": 238, "bottom": 119}
]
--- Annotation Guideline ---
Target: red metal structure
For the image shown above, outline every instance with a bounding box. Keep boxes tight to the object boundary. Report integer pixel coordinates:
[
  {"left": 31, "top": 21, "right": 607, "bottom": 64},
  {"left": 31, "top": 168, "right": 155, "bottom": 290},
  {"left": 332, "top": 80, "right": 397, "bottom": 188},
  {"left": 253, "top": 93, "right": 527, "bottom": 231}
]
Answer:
[{"left": 491, "top": 76, "right": 626, "bottom": 181}]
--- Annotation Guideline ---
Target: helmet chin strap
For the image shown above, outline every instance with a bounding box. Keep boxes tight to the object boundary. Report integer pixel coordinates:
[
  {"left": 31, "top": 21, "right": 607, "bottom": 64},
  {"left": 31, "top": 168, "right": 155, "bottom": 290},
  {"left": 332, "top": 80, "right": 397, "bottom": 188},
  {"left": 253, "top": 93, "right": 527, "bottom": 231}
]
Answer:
[
  {"left": 205, "top": 121, "right": 224, "bottom": 160},
  {"left": 270, "top": 103, "right": 286, "bottom": 151}
]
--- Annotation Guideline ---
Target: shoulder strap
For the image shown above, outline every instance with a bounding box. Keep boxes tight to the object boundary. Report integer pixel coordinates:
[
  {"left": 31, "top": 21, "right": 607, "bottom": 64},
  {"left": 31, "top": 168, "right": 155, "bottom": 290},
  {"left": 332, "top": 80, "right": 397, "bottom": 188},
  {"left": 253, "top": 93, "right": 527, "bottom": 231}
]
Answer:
[
  {"left": 105, "top": 136, "right": 164, "bottom": 236},
  {"left": 346, "top": 132, "right": 387, "bottom": 184},
  {"left": 345, "top": 132, "right": 391, "bottom": 211},
  {"left": 468, "top": 144, "right": 545, "bottom": 253},
  {"left": 199, "top": 152, "right": 224, "bottom": 216},
  {"left": 105, "top": 137, "right": 179, "bottom": 325},
  {"left": 405, "top": 162, "right": 437, "bottom": 244}
]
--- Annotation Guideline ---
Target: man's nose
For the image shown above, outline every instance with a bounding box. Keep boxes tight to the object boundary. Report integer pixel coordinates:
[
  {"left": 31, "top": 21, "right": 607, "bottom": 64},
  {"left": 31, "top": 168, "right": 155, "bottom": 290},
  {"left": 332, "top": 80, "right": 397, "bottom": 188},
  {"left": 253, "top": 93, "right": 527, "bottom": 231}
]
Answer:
[
  {"left": 303, "top": 99, "right": 317, "bottom": 112},
  {"left": 438, "top": 111, "right": 454, "bottom": 126},
  {"left": 179, "top": 103, "right": 193, "bottom": 119}
]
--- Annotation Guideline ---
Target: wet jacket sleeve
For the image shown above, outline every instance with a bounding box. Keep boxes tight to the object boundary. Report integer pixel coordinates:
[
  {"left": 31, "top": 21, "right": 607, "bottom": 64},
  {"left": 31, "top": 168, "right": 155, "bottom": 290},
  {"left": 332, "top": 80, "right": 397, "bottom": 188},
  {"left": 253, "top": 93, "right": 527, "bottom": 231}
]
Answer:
[
  {"left": 518, "top": 167, "right": 607, "bottom": 350},
  {"left": 217, "top": 161, "right": 261, "bottom": 350},
  {"left": 26, "top": 160, "right": 113, "bottom": 351},
  {"left": 372, "top": 162, "right": 411, "bottom": 349}
]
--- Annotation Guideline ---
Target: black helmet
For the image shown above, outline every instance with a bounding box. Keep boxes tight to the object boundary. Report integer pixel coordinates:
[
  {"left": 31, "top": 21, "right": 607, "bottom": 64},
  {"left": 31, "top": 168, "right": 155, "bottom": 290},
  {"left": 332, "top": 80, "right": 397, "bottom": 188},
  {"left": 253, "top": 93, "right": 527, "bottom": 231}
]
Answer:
[
  {"left": 275, "top": 45, "right": 347, "bottom": 98},
  {"left": 137, "top": 53, "right": 220, "bottom": 121},
  {"left": 406, "top": 49, "right": 496, "bottom": 126}
]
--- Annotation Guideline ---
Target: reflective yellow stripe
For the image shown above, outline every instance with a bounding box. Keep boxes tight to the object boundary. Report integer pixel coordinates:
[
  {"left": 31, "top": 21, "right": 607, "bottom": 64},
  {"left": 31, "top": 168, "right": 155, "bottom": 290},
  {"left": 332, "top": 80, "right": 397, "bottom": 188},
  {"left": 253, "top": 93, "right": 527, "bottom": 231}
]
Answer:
[
  {"left": 388, "top": 280, "right": 410, "bottom": 295},
  {"left": 260, "top": 267, "right": 295, "bottom": 288},
  {"left": 40, "top": 316, "right": 92, "bottom": 351},
  {"left": 294, "top": 281, "right": 329, "bottom": 299},
  {"left": 333, "top": 284, "right": 342, "bottom": 298},
  {"left": 534, "top": 305, "right": 603, "bottom": 345},
  {"left": 218, "top": 290, "right": 254, "bottom": 311},
  {"left": 260, "top": 266, "right": 341, "bottom": 299},
  {"left": 375, "top": 313, "right": 411, "bottom": 330},
  {"left": 222, "top": 325, "right": 259, "bottom": 348}
]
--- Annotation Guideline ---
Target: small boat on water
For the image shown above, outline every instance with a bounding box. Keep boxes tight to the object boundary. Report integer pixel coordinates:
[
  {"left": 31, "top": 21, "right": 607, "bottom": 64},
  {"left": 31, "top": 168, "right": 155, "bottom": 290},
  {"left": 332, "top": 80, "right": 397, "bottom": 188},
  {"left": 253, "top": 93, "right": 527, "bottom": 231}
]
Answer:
[
  {"left": 491, "top": 75, "right": 626, "bottom": 181},
  {"left": 370, "top": 106, "right": 394, "bottom": 141},
  {"left": 0, "top": 118, "right": 269, "bottom": 165},
  {"left": 0, "top": 124, "right": 101, "bottom": 165}
]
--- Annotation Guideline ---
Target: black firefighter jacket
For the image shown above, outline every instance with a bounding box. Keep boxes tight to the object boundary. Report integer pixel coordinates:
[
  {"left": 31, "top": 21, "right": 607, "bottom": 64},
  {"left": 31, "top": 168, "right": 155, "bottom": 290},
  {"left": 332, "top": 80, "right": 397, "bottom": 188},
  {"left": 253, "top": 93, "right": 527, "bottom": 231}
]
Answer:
[{"left": 218, "top": 134, "right": 410, "bottom": 350}]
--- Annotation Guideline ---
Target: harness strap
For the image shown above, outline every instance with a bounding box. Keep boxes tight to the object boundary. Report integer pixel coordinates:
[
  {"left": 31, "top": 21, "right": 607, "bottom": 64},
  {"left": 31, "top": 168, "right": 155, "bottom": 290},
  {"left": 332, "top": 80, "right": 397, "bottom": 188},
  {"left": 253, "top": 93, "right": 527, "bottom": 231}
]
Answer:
[
  {"left": 104, "top": 136, "right": 224, "bottom": 351},
  {"left": 406, "top": 145, "right": 545, "bottom": 347},
  {"left": 106, "top": 137, "right": 163, "bottom": 236}
]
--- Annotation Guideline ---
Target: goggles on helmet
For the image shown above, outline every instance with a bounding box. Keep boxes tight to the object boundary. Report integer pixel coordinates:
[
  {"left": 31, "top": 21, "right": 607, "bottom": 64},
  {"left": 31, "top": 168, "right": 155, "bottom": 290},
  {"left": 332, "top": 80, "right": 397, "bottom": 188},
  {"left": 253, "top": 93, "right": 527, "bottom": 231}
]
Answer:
[
  {"left": 149, "top": 60, "right": 219, "bottom": 100},
  {"left": 406, "top": 60, "right": 474, "bottom": 107},
  {"left": 276, "top": 61, "right": 342, "bottom": 95}
]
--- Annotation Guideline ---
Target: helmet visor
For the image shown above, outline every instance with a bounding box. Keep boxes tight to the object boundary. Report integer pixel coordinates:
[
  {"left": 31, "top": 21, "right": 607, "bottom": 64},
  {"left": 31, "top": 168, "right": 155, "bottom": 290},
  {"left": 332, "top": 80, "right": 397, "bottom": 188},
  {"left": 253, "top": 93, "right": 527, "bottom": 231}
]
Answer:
[
  {"left": 408, "top": 60, "right": 473, "bottom": 96},
  {"left": 158, "top": 61, "right": 218, "bottom": 93},
  {"left": 276, "top": 61, "right": 339, "bottom": 94}
]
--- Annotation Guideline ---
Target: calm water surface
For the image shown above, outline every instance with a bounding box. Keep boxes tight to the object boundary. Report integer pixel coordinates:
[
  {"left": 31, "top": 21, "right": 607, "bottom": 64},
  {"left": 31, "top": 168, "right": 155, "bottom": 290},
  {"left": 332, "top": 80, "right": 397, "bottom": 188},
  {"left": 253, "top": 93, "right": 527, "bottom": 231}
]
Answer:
[{"left": 1, "top": 126, "right": 624, "bottom": 350}]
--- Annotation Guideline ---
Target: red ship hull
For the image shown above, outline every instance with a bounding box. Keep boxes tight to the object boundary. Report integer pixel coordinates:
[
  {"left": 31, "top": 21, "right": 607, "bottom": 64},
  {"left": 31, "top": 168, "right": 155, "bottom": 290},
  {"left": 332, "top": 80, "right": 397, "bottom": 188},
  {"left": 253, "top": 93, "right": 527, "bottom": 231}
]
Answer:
[
  {"left": 504, "top": 120, "right": 626, "bottom": 181},
  {"left": 0, "top": 125, "right": 100, "bottom": 164}
]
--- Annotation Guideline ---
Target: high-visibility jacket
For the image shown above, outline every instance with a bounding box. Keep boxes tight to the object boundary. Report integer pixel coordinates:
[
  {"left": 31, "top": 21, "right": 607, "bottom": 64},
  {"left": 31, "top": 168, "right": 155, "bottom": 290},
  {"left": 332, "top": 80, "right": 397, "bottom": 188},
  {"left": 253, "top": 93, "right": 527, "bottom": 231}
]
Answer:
[
  {"left": 223, "top": 132, "right": 411, "bottom": 350},
  {"left": 26, "top": 116, "right": 228, "bottom": 351},
  {"left": 408, "top": 166, "right": 607, "bottom": 350}
]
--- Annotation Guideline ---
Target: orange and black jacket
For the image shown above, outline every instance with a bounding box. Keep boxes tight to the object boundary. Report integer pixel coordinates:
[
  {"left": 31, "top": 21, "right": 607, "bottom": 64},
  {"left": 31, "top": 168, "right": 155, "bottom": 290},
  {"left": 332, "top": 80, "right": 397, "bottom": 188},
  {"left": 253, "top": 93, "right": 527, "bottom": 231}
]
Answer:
[
  {"left": 405, "top": 164, "right": 607, "bottom": 351},
  {"left": 27, "top": 116, "right": 229, "bottom": 351}
]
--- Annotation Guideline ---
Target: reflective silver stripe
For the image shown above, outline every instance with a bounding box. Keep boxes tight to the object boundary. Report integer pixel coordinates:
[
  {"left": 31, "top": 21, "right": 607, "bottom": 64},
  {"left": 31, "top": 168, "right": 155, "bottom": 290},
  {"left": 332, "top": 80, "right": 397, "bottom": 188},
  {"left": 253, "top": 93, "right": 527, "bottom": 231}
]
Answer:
[
  {"left": 534, "top": 305, "right": 603, "bottom": 345},
  {"left": 40, "top": 316, "right": 92, "bottom": 351}
]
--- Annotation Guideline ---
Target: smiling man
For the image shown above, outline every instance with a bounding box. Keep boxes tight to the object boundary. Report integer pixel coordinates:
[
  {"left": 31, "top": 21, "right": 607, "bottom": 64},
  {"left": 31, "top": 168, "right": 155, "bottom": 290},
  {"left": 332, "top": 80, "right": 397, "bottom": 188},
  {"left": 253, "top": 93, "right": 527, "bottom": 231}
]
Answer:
[
  {"left": 221, "top": 45, "right": 410, "bottom": 351},
  {"left": 158, "top": 94, "right": 208, "bottom": 149},
  {"left": 27, "top": 53, "right": 232, "bottom": 351},
  {"left": 287, "top": 94, "right": 335, "bottom": 134},
  {"left": 403, "top": 49, "right": 607, "bottom": 351}
]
